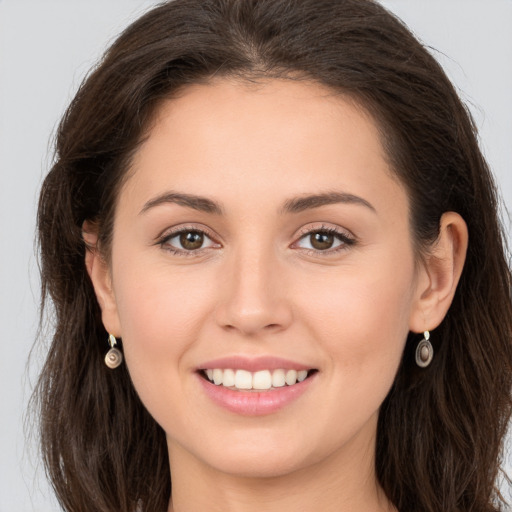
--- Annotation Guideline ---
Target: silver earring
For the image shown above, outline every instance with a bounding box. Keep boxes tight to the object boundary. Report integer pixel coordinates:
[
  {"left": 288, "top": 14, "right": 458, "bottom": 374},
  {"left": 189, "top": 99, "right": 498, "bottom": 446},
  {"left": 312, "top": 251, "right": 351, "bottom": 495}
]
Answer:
[
  {"left": 415, "top": 330, "right": 433, "bottom": 368},
  {"left": 105, "top": 334, "right": 123, "bottom": 369}
]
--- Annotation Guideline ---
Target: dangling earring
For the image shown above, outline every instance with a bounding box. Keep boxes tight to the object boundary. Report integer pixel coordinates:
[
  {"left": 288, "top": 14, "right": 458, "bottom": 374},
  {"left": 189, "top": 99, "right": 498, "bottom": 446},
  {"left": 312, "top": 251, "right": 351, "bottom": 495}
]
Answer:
[
  {"left": 415, "top": 330, "right": 433, "bottom": 368},
  {"left": 105, "top": 333, "right": 123, "bottom": 369}
]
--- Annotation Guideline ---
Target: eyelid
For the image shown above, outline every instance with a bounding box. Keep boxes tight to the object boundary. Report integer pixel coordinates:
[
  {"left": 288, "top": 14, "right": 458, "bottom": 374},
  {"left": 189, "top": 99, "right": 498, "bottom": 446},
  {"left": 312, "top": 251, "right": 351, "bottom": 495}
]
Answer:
[
  {"left": 291, "top": 223, "right": 357, "bottom": 255},
  {"left": 157, "top": 223, "right": 219, "bottom": 241},
  {"left": 155, "top": 222, "right": 356, "bottom": 257},
  {"left": 156, "top": 224, "right": 222, "bottom": 254},
  {"left": 294, "top": 223, "right": 355, "bottom": 240}
]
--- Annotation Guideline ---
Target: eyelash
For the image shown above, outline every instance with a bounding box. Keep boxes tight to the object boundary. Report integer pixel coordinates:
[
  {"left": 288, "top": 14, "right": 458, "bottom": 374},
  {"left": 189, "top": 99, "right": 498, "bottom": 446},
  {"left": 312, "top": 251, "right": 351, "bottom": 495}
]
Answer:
[
  {"left": 157, "top": 224, "right": 356, "bottom": 257},
  {"left": 157, "top": 225, "right": 219, "bottom": 257},
  {"left": 294, "top": 225, "right": 356, "bottom": 256}
]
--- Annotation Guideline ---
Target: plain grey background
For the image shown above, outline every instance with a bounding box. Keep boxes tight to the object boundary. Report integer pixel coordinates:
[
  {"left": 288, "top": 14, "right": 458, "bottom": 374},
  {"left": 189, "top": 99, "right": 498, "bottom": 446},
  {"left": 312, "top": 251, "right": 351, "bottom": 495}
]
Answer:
[{"left": 1, "top": 1, "right": 511, "bottom": 510}]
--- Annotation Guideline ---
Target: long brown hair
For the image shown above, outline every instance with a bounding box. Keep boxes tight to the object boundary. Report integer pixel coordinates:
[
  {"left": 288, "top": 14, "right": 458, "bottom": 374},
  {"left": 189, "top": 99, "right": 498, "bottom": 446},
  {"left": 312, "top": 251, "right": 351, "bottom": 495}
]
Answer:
[{"left": 35, "top": 1, "right": 512, "bottom": 510}]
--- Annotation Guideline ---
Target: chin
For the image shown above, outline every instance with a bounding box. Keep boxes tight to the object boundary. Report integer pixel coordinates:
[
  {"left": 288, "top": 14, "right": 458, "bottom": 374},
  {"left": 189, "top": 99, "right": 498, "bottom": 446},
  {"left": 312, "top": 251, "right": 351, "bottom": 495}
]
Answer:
[
  {"left": 205, "top": 449, "right": 312, "bottom": 479},
  {"left": 172, "top": 426, "right": 342, "bottom": 480}
]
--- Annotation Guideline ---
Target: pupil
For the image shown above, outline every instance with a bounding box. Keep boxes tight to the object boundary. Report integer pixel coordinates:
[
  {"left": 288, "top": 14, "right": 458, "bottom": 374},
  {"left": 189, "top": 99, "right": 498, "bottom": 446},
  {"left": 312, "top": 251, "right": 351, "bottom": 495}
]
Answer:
[
  {"left": 311, "top": 232, "right": 334, "bottom": 250},
  {"left": 180, "top": 231, "right": 203, "bottom": 250}
]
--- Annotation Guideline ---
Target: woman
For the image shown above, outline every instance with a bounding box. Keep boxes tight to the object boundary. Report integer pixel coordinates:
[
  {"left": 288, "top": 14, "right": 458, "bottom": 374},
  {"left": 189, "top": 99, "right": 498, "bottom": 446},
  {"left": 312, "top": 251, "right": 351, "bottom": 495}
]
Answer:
[{"left": 35, "top": 0, "right": 512, "bottom": 511}]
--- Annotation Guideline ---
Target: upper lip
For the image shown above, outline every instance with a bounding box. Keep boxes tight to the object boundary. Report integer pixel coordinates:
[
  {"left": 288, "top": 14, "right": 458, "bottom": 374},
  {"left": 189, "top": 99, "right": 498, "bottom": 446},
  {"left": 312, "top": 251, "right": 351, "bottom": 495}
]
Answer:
[{"left": 197, "top": 356, "right": 316, "bottom": 372}]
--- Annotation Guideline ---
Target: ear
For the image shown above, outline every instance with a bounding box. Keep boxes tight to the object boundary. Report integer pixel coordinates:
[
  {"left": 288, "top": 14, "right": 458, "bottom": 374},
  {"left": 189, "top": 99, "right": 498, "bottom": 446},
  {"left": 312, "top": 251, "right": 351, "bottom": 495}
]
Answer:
[
  {"left": 409, "top": 212, "right": 468, "bottom": 333},
  {"left": 83, "top": 221, "right": 122, "bottom": 337}
]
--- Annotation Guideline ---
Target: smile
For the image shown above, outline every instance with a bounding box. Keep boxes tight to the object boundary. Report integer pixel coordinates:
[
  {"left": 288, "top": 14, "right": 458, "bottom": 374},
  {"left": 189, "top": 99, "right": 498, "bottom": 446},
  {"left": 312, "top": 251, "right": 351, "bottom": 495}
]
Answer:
[
  {"left": 196, "top": 356, "right": 318, "bottom": 414},
  {"left": 202, "top": 368, "right": 311, "bottom": 391}
]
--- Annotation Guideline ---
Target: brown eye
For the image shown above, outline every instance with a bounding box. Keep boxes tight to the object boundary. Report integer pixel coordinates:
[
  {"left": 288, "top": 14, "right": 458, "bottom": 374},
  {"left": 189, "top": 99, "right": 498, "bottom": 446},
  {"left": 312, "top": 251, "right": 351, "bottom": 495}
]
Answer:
[
  {"left": 162, "top": 229, "right": 217, "bottom": 254},
  {"left": 295, "top": 228, "right": 353, "bottom": 254},
  {"left": 310, "top": 232, "right": 334, "bottom": 250},
  {"left": 179, "top": 231, "right": 204, "bottom": 250}
]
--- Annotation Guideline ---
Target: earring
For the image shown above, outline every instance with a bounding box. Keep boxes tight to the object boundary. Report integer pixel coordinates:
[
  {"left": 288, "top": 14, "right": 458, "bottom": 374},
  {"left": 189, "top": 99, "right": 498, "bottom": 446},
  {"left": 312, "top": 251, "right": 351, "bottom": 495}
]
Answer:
[
  {"left": 415, "top": 330, "right": 433, "bottom": 368},
  {"left": 104, "top": 334, "right": 123, "bottom": 369}
]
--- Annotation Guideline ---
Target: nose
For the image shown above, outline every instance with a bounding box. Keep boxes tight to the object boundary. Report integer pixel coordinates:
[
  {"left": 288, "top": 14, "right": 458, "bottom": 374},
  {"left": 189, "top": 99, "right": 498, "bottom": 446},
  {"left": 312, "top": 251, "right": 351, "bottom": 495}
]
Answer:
[{"left": 214, "top": 247, "right": 293, "bottom": 337}]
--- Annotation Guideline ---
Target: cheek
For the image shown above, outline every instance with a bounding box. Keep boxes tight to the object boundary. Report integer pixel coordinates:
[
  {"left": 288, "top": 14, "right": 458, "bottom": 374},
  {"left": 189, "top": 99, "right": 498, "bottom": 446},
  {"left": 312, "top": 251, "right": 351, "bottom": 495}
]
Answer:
[
  {"left": 111, "top": 260, "right": 217, "bottom": 399},
  {"left": 290, "top": 264, "right": 414, "bottom": 445},
  {"left": 298, "top": 252, "right": 415, "bottom": 386}
]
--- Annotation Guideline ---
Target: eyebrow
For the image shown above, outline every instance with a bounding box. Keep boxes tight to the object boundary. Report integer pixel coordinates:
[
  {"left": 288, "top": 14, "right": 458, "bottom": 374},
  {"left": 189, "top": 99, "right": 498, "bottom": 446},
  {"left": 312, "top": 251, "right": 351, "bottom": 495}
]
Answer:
[
  {"left": 140, "top": 192, "right": 224, "bottom": 215},
  {"left": 280, "top": 191, "right": 376, "bottom": 215},
  {"left": 139, "top": 190, "right": 376, "bottom": 216}
]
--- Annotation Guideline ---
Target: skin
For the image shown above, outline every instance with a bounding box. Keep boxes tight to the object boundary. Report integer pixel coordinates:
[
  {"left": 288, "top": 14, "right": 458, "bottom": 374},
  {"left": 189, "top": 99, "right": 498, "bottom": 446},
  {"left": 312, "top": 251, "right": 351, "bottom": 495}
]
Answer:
[{"left": 85, "top": 78, "right": 468, "bottom": 512}]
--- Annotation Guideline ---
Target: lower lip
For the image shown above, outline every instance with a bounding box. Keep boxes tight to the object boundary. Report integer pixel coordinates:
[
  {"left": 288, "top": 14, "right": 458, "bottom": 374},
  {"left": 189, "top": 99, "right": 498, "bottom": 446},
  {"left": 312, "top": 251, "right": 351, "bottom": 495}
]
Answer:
[{"left": 197, "top": 372, "right": 316, "bottom": 416}]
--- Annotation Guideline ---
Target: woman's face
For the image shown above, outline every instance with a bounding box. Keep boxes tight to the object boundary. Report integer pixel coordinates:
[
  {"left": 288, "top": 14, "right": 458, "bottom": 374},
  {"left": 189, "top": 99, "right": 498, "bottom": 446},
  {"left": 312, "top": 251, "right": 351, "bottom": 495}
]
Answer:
[{"left": 103, "top": 79, "right": 427, "bottom": 478}]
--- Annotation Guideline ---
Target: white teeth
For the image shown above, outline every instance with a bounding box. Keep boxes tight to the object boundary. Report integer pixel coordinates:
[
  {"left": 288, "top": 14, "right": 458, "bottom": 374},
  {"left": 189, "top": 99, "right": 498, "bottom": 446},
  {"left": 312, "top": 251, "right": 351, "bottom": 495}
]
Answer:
[
  {"left": 271, "top": 369, "right": 286, "bottom": 388},
  {"left": 235, "top": 369, "right": 252, "bottom": 389},
  {"left": 203, "top": 368, "right": 311, "bottom": 390},
  {"left": 253, "top": 370, "right": 272, "bottom": 390},
  {"left": 213, "top": 368, "right": 223, "bottom": 385},
  {"left": 223, "top": 368, "right": 235, "bottom": 387},
  {"left": 297, "top": 370, "right": 308, "bottom": 382},
  {"left": 285, "top": 369, "right": 297, "bottom": 386}
]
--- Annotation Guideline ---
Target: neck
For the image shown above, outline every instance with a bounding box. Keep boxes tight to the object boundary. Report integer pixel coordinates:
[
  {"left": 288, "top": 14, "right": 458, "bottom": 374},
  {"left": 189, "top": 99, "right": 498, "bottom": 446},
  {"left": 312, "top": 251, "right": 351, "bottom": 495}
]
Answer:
[{"left": 166, "top": 425, "right": 395, "bottom": 512}]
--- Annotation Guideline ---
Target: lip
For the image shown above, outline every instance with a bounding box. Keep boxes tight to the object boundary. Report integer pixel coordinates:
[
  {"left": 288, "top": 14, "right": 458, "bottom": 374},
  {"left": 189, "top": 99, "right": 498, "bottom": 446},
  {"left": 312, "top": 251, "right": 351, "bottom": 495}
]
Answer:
[
  {"left": 196, "top": 368, "right": 317, "bottom": 416},
  {"left": 197, "top": 355, "right": 313, "bottom": 372}
]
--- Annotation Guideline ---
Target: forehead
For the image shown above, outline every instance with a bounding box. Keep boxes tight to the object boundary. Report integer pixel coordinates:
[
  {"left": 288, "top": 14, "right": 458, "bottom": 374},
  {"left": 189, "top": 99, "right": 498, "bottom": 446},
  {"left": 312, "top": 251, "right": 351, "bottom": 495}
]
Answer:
[
  {"left": 145, "top": 78, "right": 383, "bottom": 162},
  {"left": 122, "top": 78, "right": 406, "bottom": 217}
]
